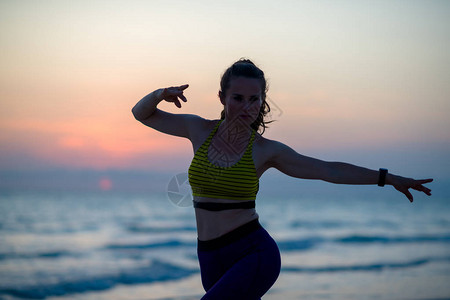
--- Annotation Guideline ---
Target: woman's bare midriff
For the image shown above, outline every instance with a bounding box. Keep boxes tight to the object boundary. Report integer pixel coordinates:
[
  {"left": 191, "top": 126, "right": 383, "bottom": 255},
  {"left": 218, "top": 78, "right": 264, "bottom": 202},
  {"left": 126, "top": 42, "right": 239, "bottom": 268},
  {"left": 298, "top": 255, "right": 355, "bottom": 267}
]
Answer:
[{"left": 194, "top": 196, "right": 259, "bottom": 241}]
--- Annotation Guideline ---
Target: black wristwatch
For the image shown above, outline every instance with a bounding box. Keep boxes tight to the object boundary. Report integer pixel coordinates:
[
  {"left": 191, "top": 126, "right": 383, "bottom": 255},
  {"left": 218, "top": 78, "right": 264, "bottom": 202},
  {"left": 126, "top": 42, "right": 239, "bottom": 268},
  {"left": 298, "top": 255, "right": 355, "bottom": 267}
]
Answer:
[{"left": 378, "top": 168, "right": 388, "bottom": 187}]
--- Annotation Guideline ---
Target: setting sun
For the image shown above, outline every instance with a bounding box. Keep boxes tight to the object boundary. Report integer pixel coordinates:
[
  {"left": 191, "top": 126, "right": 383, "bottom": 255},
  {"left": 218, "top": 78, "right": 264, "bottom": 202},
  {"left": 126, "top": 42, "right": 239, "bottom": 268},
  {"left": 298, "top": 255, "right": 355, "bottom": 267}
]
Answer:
[{"left": 98, "top": 177, "right": 113, "bottom": 191}]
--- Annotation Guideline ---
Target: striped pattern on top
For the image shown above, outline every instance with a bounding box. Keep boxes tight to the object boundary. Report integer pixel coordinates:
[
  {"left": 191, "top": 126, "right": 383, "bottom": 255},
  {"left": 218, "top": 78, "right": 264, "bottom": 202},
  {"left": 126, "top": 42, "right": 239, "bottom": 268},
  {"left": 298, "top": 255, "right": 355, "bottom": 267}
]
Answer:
[{"left": 188, "top": 119, "right": 259, "bottom": 201}]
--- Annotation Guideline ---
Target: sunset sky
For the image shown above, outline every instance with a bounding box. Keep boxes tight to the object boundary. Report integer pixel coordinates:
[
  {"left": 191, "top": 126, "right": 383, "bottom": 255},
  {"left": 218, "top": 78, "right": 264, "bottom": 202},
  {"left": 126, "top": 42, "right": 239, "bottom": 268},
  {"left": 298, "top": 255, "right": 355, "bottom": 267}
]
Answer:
[{"left": 1, "top": 0, "right": 449, "bottom": 186}]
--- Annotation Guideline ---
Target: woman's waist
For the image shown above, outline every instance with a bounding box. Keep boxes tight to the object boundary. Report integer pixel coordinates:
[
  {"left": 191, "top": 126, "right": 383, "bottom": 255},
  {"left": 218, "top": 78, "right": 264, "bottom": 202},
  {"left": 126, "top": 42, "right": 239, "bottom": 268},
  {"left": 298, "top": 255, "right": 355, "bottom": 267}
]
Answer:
[
  {"left": 195, "top": 210, "right": 259, "bottom": 241},
  {"left": 197, "top": 218, "right": 263, "bottom": 251}
]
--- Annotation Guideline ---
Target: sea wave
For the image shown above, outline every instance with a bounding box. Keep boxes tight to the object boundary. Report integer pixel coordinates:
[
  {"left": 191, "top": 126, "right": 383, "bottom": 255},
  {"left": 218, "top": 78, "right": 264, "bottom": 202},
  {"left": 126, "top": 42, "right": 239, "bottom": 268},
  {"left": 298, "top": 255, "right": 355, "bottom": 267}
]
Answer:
[
  {"left": 125, "top": 224, "right": 197, "bottom": 233},
  {"left": 0, "top": 250, "right": 77, "bottom": 261},
  {"left": 282, "top": 256, "right": 450, "bottom": 273},
  {"left": 105, "top": 233, "right": 450, "bottom": 253},
  {"left": 0, "top": 260, "right": 197, "bottom": 299},
  {"left": 2, "top": 233, "right": 449, "bottom": 261},
  {"left": 335, "top": 234, "right": 450, "bottom": 244},
  {"left": 277, "top": 233, "right": 450, "bottom": 252},
  {"left": 1, "top": 255, "right": 448, "bottom": 299},
  {"left": 105, "top": 240, "right": 196, "bottom": 250}
]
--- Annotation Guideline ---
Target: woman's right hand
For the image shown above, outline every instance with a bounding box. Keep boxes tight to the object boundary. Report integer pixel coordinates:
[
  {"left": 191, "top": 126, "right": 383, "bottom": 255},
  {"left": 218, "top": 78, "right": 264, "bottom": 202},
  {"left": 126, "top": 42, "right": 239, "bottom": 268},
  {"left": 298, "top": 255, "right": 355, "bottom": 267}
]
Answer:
[
  {"left": 159, "top": 84, "right": 189, "bottom": 108},
  {"left": 388, "top": 174, "right": 433, "bottom": 203}
]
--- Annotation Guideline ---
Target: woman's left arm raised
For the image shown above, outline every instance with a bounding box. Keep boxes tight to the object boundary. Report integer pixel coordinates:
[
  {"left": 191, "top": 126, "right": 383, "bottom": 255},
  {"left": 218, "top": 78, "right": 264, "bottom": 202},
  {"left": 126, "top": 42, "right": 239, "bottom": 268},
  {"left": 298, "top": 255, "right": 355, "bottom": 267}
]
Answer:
[{"left": 267, "top": 140, "right": 433, "bottom": 203}]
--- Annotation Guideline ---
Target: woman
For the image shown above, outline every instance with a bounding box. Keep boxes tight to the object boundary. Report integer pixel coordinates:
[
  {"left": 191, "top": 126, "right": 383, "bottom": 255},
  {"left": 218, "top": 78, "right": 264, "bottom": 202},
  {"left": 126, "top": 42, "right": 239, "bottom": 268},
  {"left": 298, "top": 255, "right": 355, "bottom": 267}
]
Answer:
[{"left": 132, "top": 59, "right": 433, "bottom": 299}]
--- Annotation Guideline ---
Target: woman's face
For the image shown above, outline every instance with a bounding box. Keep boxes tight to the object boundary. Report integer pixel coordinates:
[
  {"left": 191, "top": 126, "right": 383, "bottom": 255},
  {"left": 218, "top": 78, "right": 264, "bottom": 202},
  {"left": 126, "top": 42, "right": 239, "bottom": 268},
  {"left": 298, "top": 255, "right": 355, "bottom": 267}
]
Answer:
[{"left": 221, "top": 76, "right": 263, "bottom": 125}]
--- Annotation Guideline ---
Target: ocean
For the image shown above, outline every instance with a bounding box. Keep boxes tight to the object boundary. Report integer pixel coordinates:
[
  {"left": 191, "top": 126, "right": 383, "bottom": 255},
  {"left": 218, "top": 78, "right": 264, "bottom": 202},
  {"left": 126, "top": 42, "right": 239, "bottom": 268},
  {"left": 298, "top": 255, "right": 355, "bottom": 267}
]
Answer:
[{"left": 0, "top": 183, "right": 449, "bottom": 300}]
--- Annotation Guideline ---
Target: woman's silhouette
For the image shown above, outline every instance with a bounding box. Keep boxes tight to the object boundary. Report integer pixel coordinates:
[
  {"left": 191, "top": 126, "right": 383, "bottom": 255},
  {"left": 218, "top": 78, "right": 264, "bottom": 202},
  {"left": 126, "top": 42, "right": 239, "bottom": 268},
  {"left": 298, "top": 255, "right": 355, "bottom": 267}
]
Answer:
[{"left": 132, "top": 59, "right": 432, "bottom": 299}]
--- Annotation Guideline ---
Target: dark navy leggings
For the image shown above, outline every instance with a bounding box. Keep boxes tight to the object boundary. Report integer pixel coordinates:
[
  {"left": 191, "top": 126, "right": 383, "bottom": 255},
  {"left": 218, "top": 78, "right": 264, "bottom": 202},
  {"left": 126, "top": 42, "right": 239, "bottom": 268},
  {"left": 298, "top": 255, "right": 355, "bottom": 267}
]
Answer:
[{"left": 197, "top": 219, "right": 281, "bottom": 299}]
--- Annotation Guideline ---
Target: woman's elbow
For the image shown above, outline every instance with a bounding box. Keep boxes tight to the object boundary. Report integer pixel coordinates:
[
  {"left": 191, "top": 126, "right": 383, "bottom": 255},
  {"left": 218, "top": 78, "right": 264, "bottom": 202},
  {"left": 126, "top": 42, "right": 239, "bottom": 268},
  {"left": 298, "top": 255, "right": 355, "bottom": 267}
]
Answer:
[
  {"left": 132, "top": 106, "right": 146, "bottom": 121},
  {"left": 131, "top": 106, "right": 140, "bottom": 120}
]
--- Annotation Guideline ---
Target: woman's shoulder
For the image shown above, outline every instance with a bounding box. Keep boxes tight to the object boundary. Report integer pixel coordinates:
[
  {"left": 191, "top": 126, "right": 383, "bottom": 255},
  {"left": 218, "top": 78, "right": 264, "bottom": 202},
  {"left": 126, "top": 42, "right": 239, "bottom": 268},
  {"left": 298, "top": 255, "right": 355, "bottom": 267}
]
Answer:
[
  {"left": 254, "top": 132, "right": 278, "bottom": 152},
  {"left": 254, "top": 129, "right": 277, "bottom": 143},
  {"left": 190, "top": 118, "right": 221, "bottom": 141},
  {"left": 252, "top": 132, "right": 289, "bottom": 172},
  {"left": 254, "top": 132, "right": 293, "bottom": 157},
  {"left": 203, "top": 118, "right": 221, "bottom": 130},
  {"left": 191, "top": 117, "right": 219, "bottom": 131}
]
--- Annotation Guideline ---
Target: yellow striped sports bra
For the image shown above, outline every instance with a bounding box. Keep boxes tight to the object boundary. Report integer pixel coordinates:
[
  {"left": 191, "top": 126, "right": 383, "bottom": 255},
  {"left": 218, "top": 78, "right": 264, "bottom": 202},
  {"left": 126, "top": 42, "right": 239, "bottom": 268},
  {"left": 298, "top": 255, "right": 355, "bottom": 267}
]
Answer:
[{"left": 188, "top": 119, "right": 259, "bottom": 202}]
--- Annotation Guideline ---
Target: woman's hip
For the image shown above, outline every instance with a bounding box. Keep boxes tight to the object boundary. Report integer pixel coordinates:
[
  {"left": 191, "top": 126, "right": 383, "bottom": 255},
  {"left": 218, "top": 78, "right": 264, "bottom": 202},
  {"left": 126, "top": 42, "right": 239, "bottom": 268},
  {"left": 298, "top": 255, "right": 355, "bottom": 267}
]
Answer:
[{"left": 197, "top": 218, "right": 281, "bottom": 268}]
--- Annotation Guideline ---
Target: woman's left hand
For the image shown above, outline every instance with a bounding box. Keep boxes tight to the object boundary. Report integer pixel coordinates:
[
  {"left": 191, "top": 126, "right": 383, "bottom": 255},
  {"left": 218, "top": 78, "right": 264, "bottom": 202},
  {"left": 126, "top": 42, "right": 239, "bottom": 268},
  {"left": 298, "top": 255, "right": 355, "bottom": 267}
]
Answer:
[{"left": 388, "top": 175, "right": 433, "bottom": 202}]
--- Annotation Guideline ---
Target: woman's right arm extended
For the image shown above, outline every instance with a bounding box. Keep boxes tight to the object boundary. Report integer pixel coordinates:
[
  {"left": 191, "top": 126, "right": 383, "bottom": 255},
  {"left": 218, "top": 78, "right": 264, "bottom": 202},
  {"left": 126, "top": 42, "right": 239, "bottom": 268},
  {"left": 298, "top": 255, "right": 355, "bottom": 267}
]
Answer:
[{"left": 131, "top": 84, "right": 206, "bottom": 140}]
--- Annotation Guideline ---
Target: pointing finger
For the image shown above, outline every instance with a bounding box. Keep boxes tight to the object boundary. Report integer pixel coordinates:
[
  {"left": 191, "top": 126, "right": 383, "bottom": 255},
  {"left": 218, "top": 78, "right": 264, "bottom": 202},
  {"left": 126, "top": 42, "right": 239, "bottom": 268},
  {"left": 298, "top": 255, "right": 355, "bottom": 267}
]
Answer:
[
  {"left": 423, "top": 187, "right": 432, "bottom": 196},
  {"left": 419, "top": 178, "right": 433, "bottom": 184},
  {"left": 404, "top": 190, "right": 413, "bottom": 203},
  {"left": 179, "top": 94, "right": 187, "bottom": 102}
]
